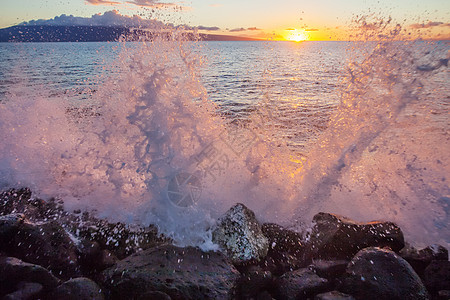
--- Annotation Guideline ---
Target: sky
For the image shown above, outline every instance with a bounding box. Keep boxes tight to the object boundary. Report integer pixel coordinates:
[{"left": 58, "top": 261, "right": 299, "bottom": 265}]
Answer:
[{"left": 1, "top": 0, "right": 449, "bottom": 40}]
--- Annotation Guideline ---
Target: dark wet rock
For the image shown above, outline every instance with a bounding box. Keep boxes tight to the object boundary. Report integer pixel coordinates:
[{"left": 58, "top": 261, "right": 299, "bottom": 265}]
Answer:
[
  {"left": 255, "top": 290, "right": 274, "bottom": 300},
  {"left": 308, "top": 259, "right": 349, "bottom": 280},
  {"left": 258, "top": 251, "right": 303, "bottom": 276},
  {"left": 75, "top": 219, "right": 169, "bottom": 260},
  {"left": 400, "top": 244, "right": 448, "bottom": 277},
  {"left": 212, "top": 203, "right": 269, "bottom": 265},
  {"left": 137, "top": 291, "right": 172, "bottom": 300},
  {"left": 48, "top": 277, "right": 104, "bottom": 300},
  {"left": 304, "top": 213, "right": 405, "bottom": 261},
  {"left": 314, "top": 290, "right": 355, "bottom": 300},
  {"left": 262, "top": 223, "right": 304, "bottom": 258},
  {"left": 238, "top": 265, "right": 273, "bottom": 298},
  {"left": 1, "top": 188, "right": 169, "bottom": 261},
  {"left": 340, "top": 247, "right": 429, "bottom": 300},
  {"left": 0, "top": 215, "right": 80, "bottom": 279},
  {"left": 0, "top": 188, "right": 66, "bottom": 222},
  {"left": 102, "top": 244, "right": 240, "bottom": 300},
  {"left": 77, "top": 240, "right": 118, "bottom": 274},
  {"left": 260, "top": 223, "right": 307, "bottom": 274},
  {"left": 0, "top": 256, "right": 60, "bottom": 296},
  {"left": 3, "top": 282, "right": 43, "bottom": 300},
  {"left": 274, "top": 268, "right": 330, "bottom": 300},
  {"left": 437, "top": 290, "right": 450, "bottom": 300},
  {"left": 423, "top": 260, "right": 450, "bottom": 295}
]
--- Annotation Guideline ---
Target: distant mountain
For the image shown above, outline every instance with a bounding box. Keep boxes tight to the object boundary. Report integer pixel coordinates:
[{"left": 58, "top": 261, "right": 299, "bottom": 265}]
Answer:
[{"left": 0, "top": 25, "right": 261, "bottom": 42}]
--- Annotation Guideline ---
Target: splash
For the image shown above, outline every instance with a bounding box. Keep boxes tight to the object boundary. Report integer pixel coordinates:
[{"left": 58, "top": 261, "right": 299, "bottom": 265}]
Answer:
[
  {"left": 0, "top": 20, "right": 448, "bottom": 248},
  {"left": 291, "top": 17, "right": 449, "bottom": 247}
]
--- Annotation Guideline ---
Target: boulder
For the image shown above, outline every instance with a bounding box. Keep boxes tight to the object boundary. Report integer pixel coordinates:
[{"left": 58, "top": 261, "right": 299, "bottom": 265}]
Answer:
[
  {"left": 261, "top": 223, "right": 307, "bottom": 273},
  {"left": 308, "top": 259, "right": 349, "bottom": 280},
  {"left": 423, "top": 260, "right": 450, "bottom": 295},
  {"left": 76, "top": 219, "right": 168, "bottom": 260},
  {"left": 258, "top": 251, "right": 303, "bottom": 276},
  {"left": 137, "top": 291, "right": 172, "bottom": 300},
  {"left": 48, "top": 277, "right": 104, "bottom": 300},
  {"left": 0, "top": 256, "right": 60, "bottom": 296},
  {"left": 0, "top": 188, "right": 65, "bottom": 222},
  {"left": 437, "top": 290, "right": 450, "bottom": 300},
  {"left": 3, "top": 282, "right": 43, "bottom": 300},
  {"left": 341, "top": 247, "right": 429, "bottom": 300},
  {"left": 0, "top": 214, "right": 80, "bottom": 279},
  {"left": 304, "top": 213, "right": 404, "bottom": 260},
  {"left": 261, "top": 223, "right": 304, "bottom": 258},
  {"left": 274, "top": 268, "right": 330, "bottom": 300},
  {"left": 212, "top": 203, "right": 269, "bottom": 265},
  {"left": 238, "top": 265, "right": 272, "bottom": 298},
  {"left": 77, "top": 240, "right": 118, "bottom": 274},
  {"left": 314, "top": 291, "right": 355, "bottom": 300},
  {"left": 400, "top": 244, "right": 448, "bottom": 277},
  {"left": 102, "top": 244, "right": 240, "bottom": 300}
]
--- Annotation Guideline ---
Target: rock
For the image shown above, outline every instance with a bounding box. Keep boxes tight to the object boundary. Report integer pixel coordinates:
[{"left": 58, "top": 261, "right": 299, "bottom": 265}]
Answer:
[
  {"left": 0, "top": 188, "right": 66, "bottom": 222},
  {"left": 423, "top": 260, "right": 450, "bottom": 295},
  {"left": 274, "top": 268, "right": 330, "bottom": 300},
  {"left": 0, "top": 215, "right": 80, "bottom": 279},
  {"left": 262, "top": 223, "right": 304, "bottom": 257},
  {"left": 48, "top": 277, "right": 104, "bottom": 300},
  {"left": 400, "top": 244, "right": 448, "bottom": 277},
  {"left": 341, "top": 247, "right": 429, "bottom": 300},
  {"left": 437, "top": 290, "right": 450, "bottom": 300},
  {"left": 261, "top": 223, "right": 307, "bottom": 273},
  {"left": 314, "top": 291, "right": 355, "bottom": 300},
  {"left": 258, "top": 251, "right": 303, "bottom": 276},
  {"left": 0, "top": 256, "right": 60, "bottom": 295},
  {"left": 77, "top": 240, "right": 118, "bottom": 274},
  {"left": 76, "top": 219, "right": 168, "bottom": 260},
  {"left": 255, "top": 290, "right": 274, "bottom": 300},
  {"left": 137, "top": 291, "right": 172, "bottom": 300},
  {"left": 212, "top": 203, "right": 269, "bottom": 265},
  {"left": 308, "top": 259, "right": 349, "bottom": 279},
  {"left": 238, "top": 265, "right": 273, "bottom": 298},
  {"left": 305, "top": 213, "right": 405, "bottom": 260},
  {"left": 2, "top": 282, "right": 43, "bottom": 300},
  {"left": 102, "top": 244, "right": 240, "bottom": 300}
]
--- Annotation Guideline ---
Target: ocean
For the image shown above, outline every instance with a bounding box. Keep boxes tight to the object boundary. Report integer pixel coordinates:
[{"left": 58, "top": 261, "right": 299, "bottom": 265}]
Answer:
[{"left": 0, "top": 39, "right": 448, "bottom": 248}]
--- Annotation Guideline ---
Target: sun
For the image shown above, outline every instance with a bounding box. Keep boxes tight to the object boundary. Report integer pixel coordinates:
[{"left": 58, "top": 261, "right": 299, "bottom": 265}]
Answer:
[{"left": 286, "top": 30, "right": 309, "bottom": 42}]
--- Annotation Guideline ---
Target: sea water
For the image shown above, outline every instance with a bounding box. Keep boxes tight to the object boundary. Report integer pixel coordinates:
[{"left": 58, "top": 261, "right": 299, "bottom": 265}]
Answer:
[{"left": 0, "top": 36, "right": 448, "bottom": 248}]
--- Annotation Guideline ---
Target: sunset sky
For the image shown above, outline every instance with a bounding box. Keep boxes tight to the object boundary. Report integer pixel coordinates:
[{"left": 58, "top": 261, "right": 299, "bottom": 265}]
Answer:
[{"left": 1, "top": 0, "right": 449, "bottom": 40}]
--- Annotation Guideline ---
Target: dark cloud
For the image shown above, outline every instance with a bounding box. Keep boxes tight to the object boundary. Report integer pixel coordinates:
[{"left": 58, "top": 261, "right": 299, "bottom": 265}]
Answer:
[
  {"left": 85, "top": 0, "right": 121, "bottom": 5},
  {"left": 197, "top": 26, "right": 220, "bottom": 31},
  {"left": 20, "top": 10, "right": 164, "bottom": 28},
  {"left": 229, "top": 27, "right": 261, "bottom": 32},
  {"left": 410, "top": 21, "right": 448, "bottom": 29},
  {"left": 285, "top": 28, "right": 296, "bottom": 31},
  {"left": 304, "top": 28, "right": 318, "bottom": 31},
  {"left": 126, "top": 0, "right": 177, "bottom": 7}
]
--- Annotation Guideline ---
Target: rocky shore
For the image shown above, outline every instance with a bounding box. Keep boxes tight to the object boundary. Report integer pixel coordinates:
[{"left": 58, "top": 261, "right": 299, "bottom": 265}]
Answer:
[{"left": 1, "top": 188, "right": 449, "bottom": 300}]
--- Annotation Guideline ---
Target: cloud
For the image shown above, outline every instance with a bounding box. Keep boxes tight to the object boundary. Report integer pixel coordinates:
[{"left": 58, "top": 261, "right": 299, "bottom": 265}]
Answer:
[
  {"left": 229, "top": 27, "right": 261, "bottom": 32},
  {"left": 20, "top": 10, "right": 164, "bottom": 28},
  {"left": 85, "top": 0, "right": 121, "bottom": 5},
  {"left": 86, "top": 0, "right": 182, "bottom": 9},
  {"left": 304, "top": 28, "right": 318, "bottom": 31},
  {"left": 209, "top": 4, "right": 222, "bottom": 7},
  {"left": 197, "top": 26, "right": 220, "bottom": 31},
  {"left": 410, "top": 21, "right": 449, "bottom": 29},
  {"left": 285, "top": 28, "right": 296, "bottom": 31},
  {"left": 126, "top": 0, "right": 178, "bottom": 7}
]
